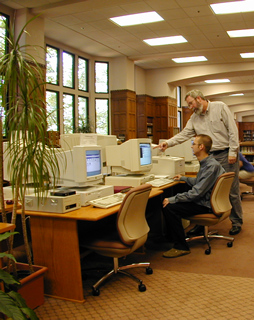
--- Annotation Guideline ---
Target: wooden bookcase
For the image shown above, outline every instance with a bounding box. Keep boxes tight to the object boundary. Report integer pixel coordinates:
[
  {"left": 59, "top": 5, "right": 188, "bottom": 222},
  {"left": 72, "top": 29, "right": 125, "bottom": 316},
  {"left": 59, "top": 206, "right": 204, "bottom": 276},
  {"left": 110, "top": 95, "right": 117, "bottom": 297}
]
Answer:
[
  {"left": 238, "top": 122, "right": 254, "bottom": 142},
  {"left": 111, "top": 90, "right": 137, "bottom": 141},
  {"left": 153, "top": 96, "right": 178, "bottom": 144},
  {"left": 111, "top": 91, "right": 178, "bottom": 144},
  {"left": 239, "top": 141, "right": 254, "bottom": 164},
  {"left": 136, "top": 95, "right": 155, "bottom": 141}
]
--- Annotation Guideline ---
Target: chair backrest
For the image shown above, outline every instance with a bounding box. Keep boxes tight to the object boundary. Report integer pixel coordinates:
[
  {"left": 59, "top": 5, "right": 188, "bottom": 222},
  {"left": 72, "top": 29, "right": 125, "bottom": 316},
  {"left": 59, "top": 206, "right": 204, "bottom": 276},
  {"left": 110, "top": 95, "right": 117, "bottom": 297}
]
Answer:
[
  {"left": 210, "top": 172, "right": 235, "bottom": 217},
  {"left": 117, "top": 184, "right": 152, "bottom": 246}
]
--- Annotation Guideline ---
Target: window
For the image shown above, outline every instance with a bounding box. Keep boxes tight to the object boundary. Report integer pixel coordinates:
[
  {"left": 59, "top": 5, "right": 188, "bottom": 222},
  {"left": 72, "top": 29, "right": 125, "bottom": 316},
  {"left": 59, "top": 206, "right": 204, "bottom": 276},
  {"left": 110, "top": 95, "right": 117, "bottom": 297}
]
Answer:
[
  {"left": 78, "top": 96, "right": 88, "bottom": 128},
  {"left": 46, "top": 90, "right": 59, "bottom": 131},
  {"left": 45, "top": 44, "right": 110, "bottom": 135},
  {"left": 78, "top": 57, "right": 88, "bottom": 91},
  {"left": 95, "top": 61, "right": 109, "bottom": 93},
  {"left": 63, "top": 51, "right": 74, "bottom": 88},
  {"left": 95, "top": 99, "right": 109, "bottom": 134},
  {"left": 46, "top": 46, "right": 59, "bottom": 85},
  {"left": 177, "top": 86, "right": 181, "bottom": 107},
  {"left": 177, "top": 110, "right": 182, "bottom": 130},
  {"left": 63, "top": 94, "right": 74, "bottom": 134}
]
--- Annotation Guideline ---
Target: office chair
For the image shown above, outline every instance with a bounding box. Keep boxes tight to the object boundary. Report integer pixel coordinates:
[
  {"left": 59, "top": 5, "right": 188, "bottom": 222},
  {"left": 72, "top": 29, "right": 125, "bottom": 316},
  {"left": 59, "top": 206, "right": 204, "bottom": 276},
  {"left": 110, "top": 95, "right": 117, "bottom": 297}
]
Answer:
[
  {"left": 186, "top": 172, "right": 235, "bottom": 255},
  {"left": 239, "top": 177, "right": 254, "bottom": 199},
  {"left": 81, "top": 184, "right": 153, "bottom": 296}
]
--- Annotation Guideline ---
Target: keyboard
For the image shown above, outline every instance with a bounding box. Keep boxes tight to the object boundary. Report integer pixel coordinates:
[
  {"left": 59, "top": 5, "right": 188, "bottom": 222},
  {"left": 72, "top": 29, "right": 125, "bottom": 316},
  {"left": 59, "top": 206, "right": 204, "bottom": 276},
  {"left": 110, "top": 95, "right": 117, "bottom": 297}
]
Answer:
[
  {"left": 89, "top": 192, "right": 126, "bottom": 209},
  {"left": 148, "top": 178, "right": 175, "bottom": 188}
]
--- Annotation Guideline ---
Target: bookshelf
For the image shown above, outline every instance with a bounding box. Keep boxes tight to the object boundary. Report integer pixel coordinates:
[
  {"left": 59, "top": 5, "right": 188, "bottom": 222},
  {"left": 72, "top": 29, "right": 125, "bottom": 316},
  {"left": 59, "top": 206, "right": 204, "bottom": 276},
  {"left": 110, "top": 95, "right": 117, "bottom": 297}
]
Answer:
[{"left": 239, "top": 141, "right": 254, "bottom": 164}]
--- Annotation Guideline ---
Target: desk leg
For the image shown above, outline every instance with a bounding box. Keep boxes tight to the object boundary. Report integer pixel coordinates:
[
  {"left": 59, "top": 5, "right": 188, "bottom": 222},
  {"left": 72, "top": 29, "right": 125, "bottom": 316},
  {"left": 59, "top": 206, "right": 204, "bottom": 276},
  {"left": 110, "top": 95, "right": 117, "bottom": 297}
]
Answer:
[{"left": 30, "top": 216, "right": 85, "bottom": 303}]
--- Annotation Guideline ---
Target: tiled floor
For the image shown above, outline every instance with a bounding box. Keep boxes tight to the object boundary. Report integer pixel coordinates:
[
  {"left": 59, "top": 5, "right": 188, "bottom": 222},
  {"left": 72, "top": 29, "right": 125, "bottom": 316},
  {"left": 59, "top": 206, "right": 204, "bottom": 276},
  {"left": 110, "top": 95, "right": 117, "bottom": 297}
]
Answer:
[{"left": 35, "top": 268, "right": 254, "bottom": 320}]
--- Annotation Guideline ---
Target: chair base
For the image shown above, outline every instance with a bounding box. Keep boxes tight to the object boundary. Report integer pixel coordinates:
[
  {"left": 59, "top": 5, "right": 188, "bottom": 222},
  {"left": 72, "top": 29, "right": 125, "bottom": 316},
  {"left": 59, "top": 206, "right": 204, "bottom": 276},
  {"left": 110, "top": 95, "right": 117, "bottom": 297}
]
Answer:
[
  {"left": 91, "top": 257, "right": 153, "bottom": 296},
  {"left": 186, "top": 227, "right": 234, "bottom": 255}
]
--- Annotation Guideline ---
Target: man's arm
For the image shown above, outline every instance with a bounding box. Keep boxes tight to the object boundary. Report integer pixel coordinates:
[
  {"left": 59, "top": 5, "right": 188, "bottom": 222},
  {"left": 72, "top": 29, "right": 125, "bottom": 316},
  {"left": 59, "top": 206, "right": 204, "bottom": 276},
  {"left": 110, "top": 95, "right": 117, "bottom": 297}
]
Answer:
[
  {"left": 167, "top": 164, "right": 223, "bottom": 204},
  {"left": 155, "top": 118, "right": 196, "bottom": 151}
]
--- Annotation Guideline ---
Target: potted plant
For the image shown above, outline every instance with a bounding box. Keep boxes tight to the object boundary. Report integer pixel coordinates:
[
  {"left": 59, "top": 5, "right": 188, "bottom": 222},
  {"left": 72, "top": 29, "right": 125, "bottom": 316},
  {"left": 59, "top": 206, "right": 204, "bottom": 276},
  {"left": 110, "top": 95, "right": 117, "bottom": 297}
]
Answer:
[
  {"left": 0, "top": 16, "right": 60, "bottom": 308},
  {"left": 74, "top": 116, "right": 94, "bottom": 133},
  {"left": 0, "top": 228, "right": 39, "bottom": 320}
]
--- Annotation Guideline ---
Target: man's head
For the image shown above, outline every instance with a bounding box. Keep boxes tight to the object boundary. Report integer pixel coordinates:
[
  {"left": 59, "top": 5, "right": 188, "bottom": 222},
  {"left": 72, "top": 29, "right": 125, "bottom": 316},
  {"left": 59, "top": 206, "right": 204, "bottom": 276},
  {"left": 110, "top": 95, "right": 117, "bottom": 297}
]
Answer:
[
  {"left": 185, "top": 89, "right": 208, "bottom": 115},
  {"left": 191, "top": 134, "right": 213, "bottom": 157}
]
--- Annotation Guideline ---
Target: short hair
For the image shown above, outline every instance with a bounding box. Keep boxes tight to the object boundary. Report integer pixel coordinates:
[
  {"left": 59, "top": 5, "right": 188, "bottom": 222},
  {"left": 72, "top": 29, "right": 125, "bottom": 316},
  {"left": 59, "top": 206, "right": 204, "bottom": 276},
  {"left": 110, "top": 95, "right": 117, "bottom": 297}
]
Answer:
[
  {"left": 196, "top": 134, "right": 213, "bottom": 153},
  {"left": 185, "top": 89, "right": 207, "bottom": 101}
]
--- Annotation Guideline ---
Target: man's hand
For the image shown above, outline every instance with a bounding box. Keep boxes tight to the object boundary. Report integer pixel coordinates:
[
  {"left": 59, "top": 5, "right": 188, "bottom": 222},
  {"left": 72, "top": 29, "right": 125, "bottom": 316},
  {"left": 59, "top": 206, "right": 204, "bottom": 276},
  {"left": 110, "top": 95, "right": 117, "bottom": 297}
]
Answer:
[
  {"left": 163, "top": 198, "right": 169, "bottom": 208},
  {"left": 228, "top": 156, "right": 236, "bottom": 164},
  {"left": 173, "top": 174, "right": 182, "bottom": 181},
  {"left": 153, "top": 141, "right": 168, "bottom": 152}
]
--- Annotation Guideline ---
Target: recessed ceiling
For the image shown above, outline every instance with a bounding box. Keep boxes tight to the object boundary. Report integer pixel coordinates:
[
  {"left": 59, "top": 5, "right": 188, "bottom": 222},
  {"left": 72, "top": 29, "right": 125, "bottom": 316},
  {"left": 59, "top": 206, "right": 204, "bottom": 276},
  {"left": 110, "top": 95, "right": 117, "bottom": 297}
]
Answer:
[{"left": 1, "top": 0, "right": 254, "bottom": 112}]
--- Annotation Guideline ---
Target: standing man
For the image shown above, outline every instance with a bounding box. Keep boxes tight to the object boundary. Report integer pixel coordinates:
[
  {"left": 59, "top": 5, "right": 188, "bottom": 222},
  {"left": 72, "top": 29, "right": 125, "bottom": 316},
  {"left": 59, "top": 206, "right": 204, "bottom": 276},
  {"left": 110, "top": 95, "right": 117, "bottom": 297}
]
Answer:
[
  {"left": 162, "top": 134, "right": 225, "bottom": 258},
  {"left": 157, "top": 89, "right": 242, "bottom": 235}
]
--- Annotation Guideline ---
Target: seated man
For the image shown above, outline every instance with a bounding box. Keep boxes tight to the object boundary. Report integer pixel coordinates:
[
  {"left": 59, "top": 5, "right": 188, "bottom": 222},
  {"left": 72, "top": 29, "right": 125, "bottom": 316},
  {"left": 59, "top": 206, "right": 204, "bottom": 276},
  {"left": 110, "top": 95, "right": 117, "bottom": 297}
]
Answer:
[
  {"left": 162, "top": 134, "right": 225, "bottom": 258},
  {"left": 239, "top": 152, "right": 254, "bottom": 179}
]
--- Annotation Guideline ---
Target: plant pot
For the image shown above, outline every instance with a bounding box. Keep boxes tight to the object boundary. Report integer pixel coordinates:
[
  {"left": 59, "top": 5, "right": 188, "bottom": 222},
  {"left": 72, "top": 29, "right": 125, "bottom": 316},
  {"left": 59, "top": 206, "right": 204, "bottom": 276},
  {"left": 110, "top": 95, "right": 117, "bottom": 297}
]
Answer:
[{"left": 15, "top": 262, "right": 48, "bottom": 309}]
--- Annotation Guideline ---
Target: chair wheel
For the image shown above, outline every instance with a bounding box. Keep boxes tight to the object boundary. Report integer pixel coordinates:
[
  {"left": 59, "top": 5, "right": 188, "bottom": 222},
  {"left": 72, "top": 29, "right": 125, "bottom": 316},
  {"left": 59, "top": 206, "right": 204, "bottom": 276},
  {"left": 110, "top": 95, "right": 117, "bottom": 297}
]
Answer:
[
  {"left": 139, "top": 283, "right": 146, "bottom": 292},
  {"left": 92, "top": 288, "right": 100, "bottom": 296},
  {"left": 227, "top": 242, "right": 233, "bottom": 247},
  {"left": 205, "top": 248, "right": 211, "bottom": 255},
  {"left": 146, "top": 267, "right": 153, "bottom": 275}
]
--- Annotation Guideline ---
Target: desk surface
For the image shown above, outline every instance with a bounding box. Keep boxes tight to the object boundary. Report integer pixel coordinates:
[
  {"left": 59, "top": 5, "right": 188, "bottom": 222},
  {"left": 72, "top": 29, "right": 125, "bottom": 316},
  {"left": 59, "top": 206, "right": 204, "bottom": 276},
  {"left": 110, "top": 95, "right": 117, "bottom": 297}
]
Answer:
[
  {"left": 0, "top": 222, "right": 15, "bottom": 233},
  {"left": 23, "top": 187, "right": 164, "bottom": 221}
]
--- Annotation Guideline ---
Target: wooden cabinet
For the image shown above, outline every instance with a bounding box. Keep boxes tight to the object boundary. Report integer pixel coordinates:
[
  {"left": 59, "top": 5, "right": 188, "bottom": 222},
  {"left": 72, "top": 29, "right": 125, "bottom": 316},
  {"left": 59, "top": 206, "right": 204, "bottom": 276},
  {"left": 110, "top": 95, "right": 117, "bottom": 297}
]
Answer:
[
  {"left": 153, "top": 96, "right": 178, "bottom": 144},
  {"left": 111, "top": 90, "right": 136, "bottom": 141},
  {"left": 111, "top": 91, "right": 178, "bottom": 144},
  {"left": 136, "top": 95, "right": 155, "bottom": 141},
  {"left": 238, "top": 122, "right": 254, "bottom": 142},
  {"left": 240, "top": 141, "right": 254, "bottom": 164}
]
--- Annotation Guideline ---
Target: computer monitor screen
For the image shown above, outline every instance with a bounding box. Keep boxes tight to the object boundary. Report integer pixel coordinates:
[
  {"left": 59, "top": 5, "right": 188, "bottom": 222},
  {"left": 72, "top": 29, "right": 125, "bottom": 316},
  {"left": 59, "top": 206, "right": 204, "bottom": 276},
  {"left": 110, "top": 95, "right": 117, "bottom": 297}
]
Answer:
[
  {"left": 86, "top": 150, "right": 101, "bottom": 177},
  {"left": 55, "top": 145, "right": 103, "bottom": 187},
  {"left": 140, "top": 143, "right": 152, "bottom": 166},
  {"left": 106, "top": 138, "right": 152, "bottom": 174}
]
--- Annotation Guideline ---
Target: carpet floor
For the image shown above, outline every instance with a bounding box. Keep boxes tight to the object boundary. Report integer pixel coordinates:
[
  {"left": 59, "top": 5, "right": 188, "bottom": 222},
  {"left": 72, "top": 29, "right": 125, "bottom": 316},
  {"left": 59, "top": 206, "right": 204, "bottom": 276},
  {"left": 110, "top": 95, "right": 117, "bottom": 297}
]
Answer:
[{"left": 35, "top": 183, "right": 254, "bottom": 319}]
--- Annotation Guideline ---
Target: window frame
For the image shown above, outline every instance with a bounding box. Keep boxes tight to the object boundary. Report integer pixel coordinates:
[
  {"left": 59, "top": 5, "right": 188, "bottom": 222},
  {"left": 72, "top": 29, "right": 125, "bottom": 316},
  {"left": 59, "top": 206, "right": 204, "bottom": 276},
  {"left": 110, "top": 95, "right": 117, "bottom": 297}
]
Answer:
[
  {"left": 95, "top": 98, "right": 109, "bottom": 135},
  {"left": 46, "top": 89, "right": 60, "bottom": 132},
  {"left": 95, "top": 61, "right": 109, "bottom": 94},
  {"left": 46, "top": 44, "right": 60, "bottom": 86},
  {"left": 62, "top": 50, "right": 75, "bottom": 89}
]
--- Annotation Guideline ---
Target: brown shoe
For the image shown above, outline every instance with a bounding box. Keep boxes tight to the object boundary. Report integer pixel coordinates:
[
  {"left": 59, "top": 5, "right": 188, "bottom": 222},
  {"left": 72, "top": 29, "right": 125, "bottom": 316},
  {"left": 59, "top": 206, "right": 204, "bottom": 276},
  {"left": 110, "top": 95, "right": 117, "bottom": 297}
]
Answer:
[{"left": 163, "top": 248, "right": 190, "bottom": 258}]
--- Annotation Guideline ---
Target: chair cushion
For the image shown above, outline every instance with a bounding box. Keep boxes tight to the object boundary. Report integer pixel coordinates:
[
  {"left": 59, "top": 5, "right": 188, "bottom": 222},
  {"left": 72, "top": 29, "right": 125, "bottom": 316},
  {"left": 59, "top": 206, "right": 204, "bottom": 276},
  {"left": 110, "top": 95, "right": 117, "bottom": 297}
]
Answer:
[
  {"left": 84, "top": 232, "right": 132, "bottom": 250},
  {"left": 188, "top": 213, "right": 220, "bottom": 226}
]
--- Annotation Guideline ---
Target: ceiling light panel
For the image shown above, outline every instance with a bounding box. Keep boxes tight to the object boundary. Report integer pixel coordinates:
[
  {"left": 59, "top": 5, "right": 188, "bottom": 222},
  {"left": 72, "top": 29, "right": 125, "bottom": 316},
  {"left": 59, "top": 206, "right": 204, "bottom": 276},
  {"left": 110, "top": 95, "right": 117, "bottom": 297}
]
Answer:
[
  {"left": 109, "top": 11, "right": 164, "bottom": 27},
  {"left": 144, "top": 36, "right": 187, "bottom": 46},
  {"left": 227, "top": 29, "right": 254, "bottom": 37},
  {"left": 205, "top": 79, "right": 230, "bottom": 83},
  {"left": 211, "top": 1, "right": 254, "bottom": 14},
  {"left": 172, "top": 56, "right": 207, "bottom": 63},
  {"left": 240, "top": 52, "right": 254, "bottom": 58}
]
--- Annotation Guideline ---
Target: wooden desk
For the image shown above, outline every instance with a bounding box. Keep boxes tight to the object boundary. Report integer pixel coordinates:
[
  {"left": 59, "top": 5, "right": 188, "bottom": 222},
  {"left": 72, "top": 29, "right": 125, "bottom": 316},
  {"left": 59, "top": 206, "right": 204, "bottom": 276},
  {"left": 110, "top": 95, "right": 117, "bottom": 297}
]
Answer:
[{"left": 25, "top": 188, "right": 163, "bottom": 303}]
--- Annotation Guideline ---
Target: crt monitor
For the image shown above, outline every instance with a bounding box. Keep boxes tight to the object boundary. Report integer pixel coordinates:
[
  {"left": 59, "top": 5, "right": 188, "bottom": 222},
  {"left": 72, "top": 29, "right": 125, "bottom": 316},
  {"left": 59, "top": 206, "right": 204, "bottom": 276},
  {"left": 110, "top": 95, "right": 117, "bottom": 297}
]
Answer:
[
  {"left": 105, "top": 138, "right": 152, "bottom": 175},
  {"left": 159, "top": 138, "right": 196, "bottom": 163},
  {"left": 60, "top": 133, "right": 117, "bottom": 174},
  {"left": 55, "top": 145, "right": 103, "bottom": 187}
]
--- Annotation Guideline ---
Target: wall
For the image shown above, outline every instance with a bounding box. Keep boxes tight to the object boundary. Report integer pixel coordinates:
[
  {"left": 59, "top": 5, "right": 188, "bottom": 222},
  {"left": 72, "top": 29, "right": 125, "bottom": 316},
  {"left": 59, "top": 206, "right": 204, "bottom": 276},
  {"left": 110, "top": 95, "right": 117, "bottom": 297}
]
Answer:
[{"left": 111, "top": 56, "right": 135, "bottom": 91}]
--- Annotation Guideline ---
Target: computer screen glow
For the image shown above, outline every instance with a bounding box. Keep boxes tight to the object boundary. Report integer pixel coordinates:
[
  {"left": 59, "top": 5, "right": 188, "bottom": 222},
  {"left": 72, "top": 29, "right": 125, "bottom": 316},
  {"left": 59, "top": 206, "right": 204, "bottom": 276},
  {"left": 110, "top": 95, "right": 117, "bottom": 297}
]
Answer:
[{"left": 140, "top": 143, "right": 152, "bottom": 166}]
